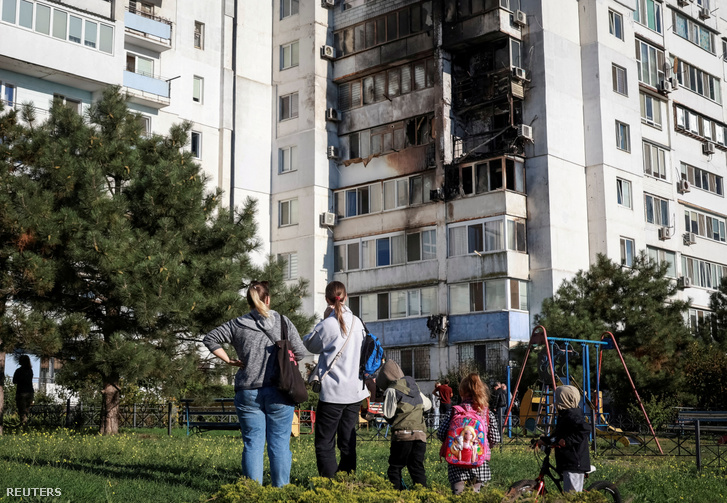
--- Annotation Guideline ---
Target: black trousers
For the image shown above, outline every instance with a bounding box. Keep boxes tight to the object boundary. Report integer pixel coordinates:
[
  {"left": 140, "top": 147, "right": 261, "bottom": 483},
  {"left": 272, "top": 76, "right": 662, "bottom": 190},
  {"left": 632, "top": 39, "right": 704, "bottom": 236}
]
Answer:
[
  {"left": 387, "top": 439, "right": 427, "bottom": 490},
  {"left": 314, "top": 401, "right": 360, "bottom": 478}
]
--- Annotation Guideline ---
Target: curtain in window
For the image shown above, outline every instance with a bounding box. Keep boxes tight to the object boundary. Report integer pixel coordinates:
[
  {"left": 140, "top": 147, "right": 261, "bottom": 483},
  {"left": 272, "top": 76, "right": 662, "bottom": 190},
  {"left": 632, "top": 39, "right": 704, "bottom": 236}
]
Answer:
[
  {"left": 391, "top": 234, "right": 406, "bottom": 265},
  {"left": 485, "top": 220, "right": 503, "bottom": 251},
  {"left": 449, "top": 284, "right": 469, "bottom": 315}
]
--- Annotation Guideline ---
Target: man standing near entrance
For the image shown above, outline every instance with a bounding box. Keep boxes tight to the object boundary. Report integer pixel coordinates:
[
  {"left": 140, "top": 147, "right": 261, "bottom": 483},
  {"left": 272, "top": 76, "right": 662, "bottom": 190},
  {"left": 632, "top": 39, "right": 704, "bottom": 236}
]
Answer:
[
  {"left": 493, "top": 382, "right": 508, "bottom": 432},
  {"left": 434, "top": 379, "right": 452, "bottom": 416}
]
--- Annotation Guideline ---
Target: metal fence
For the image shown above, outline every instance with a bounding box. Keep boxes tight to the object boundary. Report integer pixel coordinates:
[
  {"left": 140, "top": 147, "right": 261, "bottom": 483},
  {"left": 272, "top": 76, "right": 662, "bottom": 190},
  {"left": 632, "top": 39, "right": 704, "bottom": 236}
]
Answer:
[{"left": 20, "top": 402, "right": 174, "bottom": 429}]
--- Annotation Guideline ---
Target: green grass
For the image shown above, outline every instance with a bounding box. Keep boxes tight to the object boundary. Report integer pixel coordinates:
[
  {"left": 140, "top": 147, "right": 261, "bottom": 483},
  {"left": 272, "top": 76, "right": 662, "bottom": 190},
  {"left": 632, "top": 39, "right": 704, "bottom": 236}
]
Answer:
[{"left": 0, "top": 428, "right": 724, "bottom": 502}]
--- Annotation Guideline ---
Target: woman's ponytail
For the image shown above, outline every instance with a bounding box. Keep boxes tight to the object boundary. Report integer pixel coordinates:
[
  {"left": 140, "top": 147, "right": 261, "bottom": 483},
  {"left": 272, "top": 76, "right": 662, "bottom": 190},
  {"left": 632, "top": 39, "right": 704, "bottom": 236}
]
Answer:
[
  {"left": 246, "top": 281, "right": 271, "bottom": 318},
  {"left": 325, "top": 281, "right": 347, "bottom": 336}
]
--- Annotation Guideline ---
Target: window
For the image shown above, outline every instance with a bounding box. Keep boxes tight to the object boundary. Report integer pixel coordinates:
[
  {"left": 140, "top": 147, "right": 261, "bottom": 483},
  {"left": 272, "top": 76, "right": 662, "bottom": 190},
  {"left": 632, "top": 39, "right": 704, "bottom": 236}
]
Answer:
[
  {"left": 617, "top": 178, "right": 632, "bottom": 208},
  {"left": 52, "top": 8, "right": 66, "bottom": 39},
  {"left": 53, "top": 94, "right": 81, "bottom": 114},
  {"left": 279, "top": 92, "right": 298, "bottom": 121},
  {"left": 609, "top": 10, "right": 623, "bottom": 40},
  {"left": 640, "top": 93, "right": 662, "bottom": 128},
  {"left": 644, "top": 194, "right": 669, "bottom": 226},
  {"left": 615, "top": 121, "right": 630, "bottom": 151},
  {"left": 190, "top": 131, "right": 201, "bottom": 158},
  {"left": 647, "top": 246, "right": 676, "bottom": 277},
  {"left": 126, "top": 53, "right": 153, "bottom": 77},
  {"left": 620, "top": 237, "right": 634, "bottom": 267},
  {"left": 281, "top": 0, "right": 299, "bottom": 18},
  {"left": 137, "top": 115, "right": 150, "bottom": 136},
  {"left": 2, "top": 0, "right": 16, "bottom": 23},
  {"left": 448, "top": 218, "right": 506, "bottom": 257},
  {"left": 280, "top": 41, "right": 299, "bottom": 70},
  {"left": 348, "top": 286, "right": 437, "bottom": 321},
  {"left": 470, "top": 158, "right": 525, "bottom": 194},
  {"left": 406, "top": 229, "right": 437, "bottom": 262},
  {"left": 673, "top": 58, "right": 721, "bottom": 103},
  {"left": 335, "top": 184, "right": 382, "bottom": 218},
  {"left": 194, "top": 21, "right": 204, "bottom": 49},
  {"left": 1, "top": 82, "right": 16, "bottom": 108},
  {"left": 278, "top": 252, "right": 298, "bottom": 280},
  {"left": 510, "top": 280, "right": 529, "bottom": 311},
  {"left": 334, "top": 228, "right": 435, "bottom": 272},
  {"left": 684, "top": 209, "right": 726, "bottom": 243},
  {"left": 634, "top": 0, "right": 661, "bottom": 33},
  {"left": 674, "top": 12, "right": 714, "bottom": 53},
  {"left": 333, "top": 3, "right": 432, "bottom": 57},
  {"left": 85, "top": 20, "right": 97, "bottom": 48},
  {"left": 612, "top": 64, "right": 627, "bottom": 95},
  {"left": 279, "top": 198, "right": 299, "bottom": 227},
  {"left": 68, "top": 15, "right": 82, "bottom": 43},
  {"left": 279, "top": 146, "right": 297, "bottom": 173},
  {"left": 387, "top": 347, "right": 430, "bottom": 380},
  {"left": 635, "top": 40, "right": 665, "bottom": 88},
  {"left": 681, "top": 162, "right": 724, "bottom": 196},
  {"left": 193, "top": 76, "right": 203, "bottom": 103},
  {"left": 21, "top": 4, "right": 111, "bottom": 52},
  {"left": 507, "top": 218, "right": 527, "bottom": 252},
  {"left": 129, "top": 1, "right": 154, "bottom": 17},
  {"left": 457, "top": 342, "right": 507, "bottom": 373},
  {"left": 682, "top": 256, "right": 726, "bottom": 289},
  {"left": 345, "top": 115, "right": 432, "bottom": 158},
  {"left": 643, "top": 141, "right": 667, "bottom": 180},
  {"left": 688, "top": 309, "right": 712, "bottom": 334},
  {"left": 449, "top": 280, "right": 508, "bottom": 314}
]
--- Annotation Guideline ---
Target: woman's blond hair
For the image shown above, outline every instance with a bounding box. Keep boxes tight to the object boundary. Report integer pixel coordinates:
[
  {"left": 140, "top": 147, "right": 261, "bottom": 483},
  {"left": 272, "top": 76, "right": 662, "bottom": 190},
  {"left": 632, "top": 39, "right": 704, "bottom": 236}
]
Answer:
[
  {"left": 459, "top": 373, "right": 490, "bottom": 412},
  {"left": 325, "top": 281, "right": 347, "bottom": 335},
  {"left": 246, "top": 281, "right": 270, "bottom": 318}
]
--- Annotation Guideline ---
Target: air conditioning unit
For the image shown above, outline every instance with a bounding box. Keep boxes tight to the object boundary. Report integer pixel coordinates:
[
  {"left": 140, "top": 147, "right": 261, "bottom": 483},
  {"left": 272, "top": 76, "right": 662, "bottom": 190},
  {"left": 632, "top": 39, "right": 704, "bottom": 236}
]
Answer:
[
  {"left": 684, "top": 232, "right": 697, "bottom": 245},
  {"left": 677, "top": 276, "right": 692, "bottom": 289},
  {"left": 327, "top": 146, "right": 339, "bottom": 160},
  {"left": 512, "top": 66, "right": 527, "bottom": 81},
  {"left": 517, "top": 124, "right": 533, "bottom": 141},
  {"left": 320, "top": 45, "right": 336, "bottom": 60},
  {"left": 320, "top": 211, "right": 336, "bottom": 226},
  {"left": 703, "top": 141, "right": 715, "bottom": 155},
  {"left": 658, "top": 226, "right": 670, "bottom": 240},
  {"left": 669, "top": 76, "right": 679, "bottom": 88},
  {"left": 513, "top": 9, "right": 527, "bottom": 27},
  {"left": 699, "top": 7, "right": 710, "bottom": 19},
  {"left": 678, "top": 178, "right": 691, "bottom": 194},
  {"left": 325, "top": 108, "right": 339, "bottom": 122},
  {"left": 321, "top": 0, "right": 335, "bottom": 8},
  {"left": 658, "top": 80, "right": 673, "bottom": 93}
]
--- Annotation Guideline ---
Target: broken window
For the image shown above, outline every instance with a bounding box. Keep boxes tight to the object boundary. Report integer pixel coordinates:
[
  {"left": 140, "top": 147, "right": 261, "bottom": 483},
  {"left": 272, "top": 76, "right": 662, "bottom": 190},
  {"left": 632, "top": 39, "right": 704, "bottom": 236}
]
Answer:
[{"left": 405, "top": 115, "right": 432, "bottom": 146}]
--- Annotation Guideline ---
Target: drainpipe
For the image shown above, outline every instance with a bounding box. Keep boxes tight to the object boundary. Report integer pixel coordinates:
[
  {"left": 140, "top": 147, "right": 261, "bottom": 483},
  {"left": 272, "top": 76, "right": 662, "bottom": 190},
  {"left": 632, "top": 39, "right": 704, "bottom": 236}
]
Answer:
[{"left": 229, "top": 0, "right": 238, "bottom": 211}]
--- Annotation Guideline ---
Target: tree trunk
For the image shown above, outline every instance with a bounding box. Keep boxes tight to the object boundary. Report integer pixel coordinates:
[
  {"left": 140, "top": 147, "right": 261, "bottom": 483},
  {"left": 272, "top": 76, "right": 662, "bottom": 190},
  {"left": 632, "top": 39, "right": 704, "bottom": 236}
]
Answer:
[
  {"left": 0, "top": 350, "right": 5, "bottom": 436},
  {"left": 100, "top": 375, "right": 120, "bottom": 435}
]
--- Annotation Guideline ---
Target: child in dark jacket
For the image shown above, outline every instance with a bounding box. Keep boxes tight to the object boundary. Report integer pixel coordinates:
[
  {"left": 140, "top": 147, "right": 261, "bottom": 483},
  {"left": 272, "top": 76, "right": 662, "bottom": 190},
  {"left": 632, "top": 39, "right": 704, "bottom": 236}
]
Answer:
[
  {"left": 377, "top": 360, "right": 432, "bottom": 490},
  {"left": 540, "top": 385, "right": 591, "bottom": 493}
]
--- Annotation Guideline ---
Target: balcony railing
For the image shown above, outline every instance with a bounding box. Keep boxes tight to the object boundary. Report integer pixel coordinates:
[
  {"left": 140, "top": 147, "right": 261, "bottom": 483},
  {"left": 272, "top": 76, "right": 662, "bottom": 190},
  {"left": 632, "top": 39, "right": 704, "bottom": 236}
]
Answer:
[{"left": 124, "top": 7, "right": 172, "bottom": 48}]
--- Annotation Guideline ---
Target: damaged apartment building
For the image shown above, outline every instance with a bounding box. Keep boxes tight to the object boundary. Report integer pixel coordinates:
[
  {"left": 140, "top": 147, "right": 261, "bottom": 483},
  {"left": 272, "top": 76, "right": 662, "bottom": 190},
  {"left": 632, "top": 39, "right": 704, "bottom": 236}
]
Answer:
[{"left": 322, "top": 0, "right": 531, "bottom": 381}]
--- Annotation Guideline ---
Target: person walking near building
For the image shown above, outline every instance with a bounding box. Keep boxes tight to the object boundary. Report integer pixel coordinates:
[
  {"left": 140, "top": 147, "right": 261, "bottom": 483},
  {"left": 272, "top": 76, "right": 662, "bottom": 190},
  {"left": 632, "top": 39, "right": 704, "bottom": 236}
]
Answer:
[
  {"left": 494, "top": 382, "right": 508, "bottom": 433},
  {"left": 304, "top": 281, "right": 369, "bottom": 478},
  {"left": 13, "top": 355, "right": 34, "bottom": 427},
  {"left": 435, "top": 379, "right": 453, "bottom": 416},
  {"left": 203, "top": 280, "right": 308, "bottom": 487}
]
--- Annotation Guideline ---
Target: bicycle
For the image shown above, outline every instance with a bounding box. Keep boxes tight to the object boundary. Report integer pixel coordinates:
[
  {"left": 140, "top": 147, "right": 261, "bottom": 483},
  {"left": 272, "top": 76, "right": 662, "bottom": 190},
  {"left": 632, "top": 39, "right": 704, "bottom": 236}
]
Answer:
[{"left": 503, "top": 438, "right": 621, "bottom": 502}]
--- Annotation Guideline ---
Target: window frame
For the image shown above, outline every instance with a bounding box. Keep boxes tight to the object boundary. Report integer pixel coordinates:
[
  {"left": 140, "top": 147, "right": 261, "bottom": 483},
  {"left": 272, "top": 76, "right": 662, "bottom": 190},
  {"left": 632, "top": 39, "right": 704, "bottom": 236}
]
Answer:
[
  {"left": 620, "top": 237, "right": 635, "bottom": 267},
  {"left": 615, "top": 121, "right": 630, "bottom": 152},
  {"left": 280, "top": 40, "right": 300, "bottom": 70},
  {"left": 642, "top": 141, "right": 667, "bottom": 180},
  {"left": 277, "top": 252, "right": 298, "bottom": 280},
  {"left": 279, "top": 92, "right": 299, "bottom": 121},
  {"left": 192, "top": 75, "right": 203, "bottom": 103},
  {"left": 612, "top": 64, "right": 627, "bottom": 96},
  {"left": 279, "top": 145, "right": 298, "bottom": 173},
  {"left": 609, "top": 9, "right": 624, "bottom": 40},
  {"left": 279, "top": 198, "right": 299, "bottom": 227},
  {"left": 280, "top": 0, "right": 299, "bottom": 19},
  {"left": 194, "top": 21, "right": 204, "bottom": 50},
  {"left": 640, "top": 92, "right": 662, "bottom": 129},
  {"left": 616, "top": 178, "right": 632, "bottom": 209},
  {"left": 644, "top": 193, "right": 670, "bottom": 226},
  {"left": 634, "top": 0, "right": 662, "bottom": 34},
  {"left": 681, "top": 162, "right": 724, "bottom": 196},
  {"left": 635, "top": 39, "right": 665, "bottom": 88},
  {"left": 190, "top": 131, "right": 201, "bottom": 159}
]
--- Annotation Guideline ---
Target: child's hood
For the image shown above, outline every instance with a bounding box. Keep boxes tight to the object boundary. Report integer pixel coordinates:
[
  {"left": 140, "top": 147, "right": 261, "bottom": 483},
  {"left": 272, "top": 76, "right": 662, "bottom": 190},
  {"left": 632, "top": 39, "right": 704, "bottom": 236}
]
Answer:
[{"left": 376, "top": 360, "right": 404, "bottom": 390}]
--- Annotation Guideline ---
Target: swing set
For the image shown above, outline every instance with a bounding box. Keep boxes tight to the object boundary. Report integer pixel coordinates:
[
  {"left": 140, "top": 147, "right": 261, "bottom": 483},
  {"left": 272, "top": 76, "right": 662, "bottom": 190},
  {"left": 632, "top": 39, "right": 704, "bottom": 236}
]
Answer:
[{"left": 504, "top": 325, "right": 663, "bottom": 454}]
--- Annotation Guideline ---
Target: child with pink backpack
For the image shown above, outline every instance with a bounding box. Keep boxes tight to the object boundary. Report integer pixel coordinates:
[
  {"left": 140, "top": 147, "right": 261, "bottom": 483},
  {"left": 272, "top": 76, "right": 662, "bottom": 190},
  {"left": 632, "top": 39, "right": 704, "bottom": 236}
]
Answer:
[{"left": 437, "top": 373, "right": 501, "bottom": 495}]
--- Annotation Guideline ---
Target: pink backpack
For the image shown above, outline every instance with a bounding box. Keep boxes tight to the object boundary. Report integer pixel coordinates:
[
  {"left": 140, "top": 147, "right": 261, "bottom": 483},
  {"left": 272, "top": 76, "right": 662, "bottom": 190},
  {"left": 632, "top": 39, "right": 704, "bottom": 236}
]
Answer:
[{"left": 439, "top": 404, "right": 490, "bottom": 467}]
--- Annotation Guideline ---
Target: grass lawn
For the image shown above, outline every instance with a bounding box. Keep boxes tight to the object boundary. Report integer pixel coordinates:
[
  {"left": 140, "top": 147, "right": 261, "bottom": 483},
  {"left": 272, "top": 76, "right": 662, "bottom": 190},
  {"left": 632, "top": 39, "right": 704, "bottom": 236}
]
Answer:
[{"left": 0, "top": 428, "right": 724, "bottom": 502}]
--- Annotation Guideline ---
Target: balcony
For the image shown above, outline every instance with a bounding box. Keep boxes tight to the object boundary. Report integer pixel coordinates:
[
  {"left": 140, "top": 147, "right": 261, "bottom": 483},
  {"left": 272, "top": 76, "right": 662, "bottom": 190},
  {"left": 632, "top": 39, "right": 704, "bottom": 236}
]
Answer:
[
  {"left": 446, "top": 250, "right": 529, "bottom": 283},
  {"left": 122, "top": 70, "right": 170, "bottom": 108},
  {"left": 334, "top": 260, "right": 439, "bottom": 293},
  {"left": 124, "top": 9, "right": 172, "bottom": 52},
  {"left": 448, "top": 311, "right": 530, "bottom": 343},
  {"left": 443, "top": 8, "right": 521, "bottom": 50}
]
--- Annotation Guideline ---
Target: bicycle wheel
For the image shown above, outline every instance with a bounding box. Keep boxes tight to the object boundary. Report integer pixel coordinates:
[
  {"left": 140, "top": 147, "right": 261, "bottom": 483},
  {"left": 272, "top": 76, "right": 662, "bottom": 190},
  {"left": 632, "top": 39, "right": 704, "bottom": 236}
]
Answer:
[
  {"left": 503, "top": 479, "right": 540, "bottom": 502},
  {"left": 587, "top": 481, "right": 622, "bottom": 503}
]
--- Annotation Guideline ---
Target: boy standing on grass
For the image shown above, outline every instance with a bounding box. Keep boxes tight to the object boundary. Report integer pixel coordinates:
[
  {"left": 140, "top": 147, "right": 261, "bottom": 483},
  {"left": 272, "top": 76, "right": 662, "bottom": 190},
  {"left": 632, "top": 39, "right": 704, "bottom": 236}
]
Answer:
[
  {"left": 537, "top": 385, "right": 591, "bottom": 492},
  {"left": 377, "top": 360, "right": 432, "bottom": 490}
]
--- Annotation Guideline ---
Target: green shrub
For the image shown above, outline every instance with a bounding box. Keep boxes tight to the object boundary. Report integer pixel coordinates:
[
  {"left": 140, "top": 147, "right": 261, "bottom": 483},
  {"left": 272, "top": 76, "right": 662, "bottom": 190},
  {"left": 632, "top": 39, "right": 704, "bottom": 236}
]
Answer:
[{"left": 205, "top": 472, "right": 607, "bottom": 503}]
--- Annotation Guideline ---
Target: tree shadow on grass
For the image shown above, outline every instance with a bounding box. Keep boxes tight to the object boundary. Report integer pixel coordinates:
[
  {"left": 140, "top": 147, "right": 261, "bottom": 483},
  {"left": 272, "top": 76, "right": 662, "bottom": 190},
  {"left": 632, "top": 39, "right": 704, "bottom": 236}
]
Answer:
[{"left": 0, "top": 455, "right": 240, "bottom": 493}]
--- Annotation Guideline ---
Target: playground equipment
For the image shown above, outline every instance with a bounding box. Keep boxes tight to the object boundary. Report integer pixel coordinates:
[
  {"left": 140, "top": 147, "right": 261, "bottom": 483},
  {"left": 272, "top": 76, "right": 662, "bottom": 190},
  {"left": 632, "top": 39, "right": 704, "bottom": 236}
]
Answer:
[{"left": 505, "top": 326, "right": 662, "bottom": 454}]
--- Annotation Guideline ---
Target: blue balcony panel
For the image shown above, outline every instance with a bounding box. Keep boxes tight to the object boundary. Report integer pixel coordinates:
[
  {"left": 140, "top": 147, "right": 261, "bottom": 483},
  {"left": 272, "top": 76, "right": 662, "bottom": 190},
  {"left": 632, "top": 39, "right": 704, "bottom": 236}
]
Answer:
[
  {"left": 125, "top": 11, "right": 171, "bottom": 40},
  {"left": 366, "top": 318, "right": 433, "bottom": 348},
  {"left": 448, "top": 311, "right": 530, "bottom": 344},
  {"left": 123, "top": 71, "right": 169, "bottom": 97}
]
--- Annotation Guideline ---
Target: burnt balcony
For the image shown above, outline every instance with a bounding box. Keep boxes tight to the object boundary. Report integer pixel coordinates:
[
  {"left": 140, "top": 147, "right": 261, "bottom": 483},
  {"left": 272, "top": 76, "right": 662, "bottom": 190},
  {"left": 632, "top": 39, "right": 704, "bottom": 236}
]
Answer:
[{"left": 443, "top": 6, "right": 521, "bottom": 50}]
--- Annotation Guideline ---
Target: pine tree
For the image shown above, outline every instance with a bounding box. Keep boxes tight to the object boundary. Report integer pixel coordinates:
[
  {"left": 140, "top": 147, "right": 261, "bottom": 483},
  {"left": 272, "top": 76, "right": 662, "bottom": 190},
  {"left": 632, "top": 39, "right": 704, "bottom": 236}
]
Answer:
[
  {"left": 709, "top": 277, "right": 727, "bottom": 349},
  {"left": 0, "top": 87, "right": 315, "bottom": 434},
  {"left": 534, "top": 253, "right": 693, "bottom": 409}
]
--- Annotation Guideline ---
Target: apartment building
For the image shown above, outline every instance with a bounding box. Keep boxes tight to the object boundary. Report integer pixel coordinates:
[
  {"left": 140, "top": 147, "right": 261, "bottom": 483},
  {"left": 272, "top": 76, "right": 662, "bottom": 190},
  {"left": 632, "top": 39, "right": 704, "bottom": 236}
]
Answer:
[{"left": 3, "top": 0, "right": 725, "bottom": 385}]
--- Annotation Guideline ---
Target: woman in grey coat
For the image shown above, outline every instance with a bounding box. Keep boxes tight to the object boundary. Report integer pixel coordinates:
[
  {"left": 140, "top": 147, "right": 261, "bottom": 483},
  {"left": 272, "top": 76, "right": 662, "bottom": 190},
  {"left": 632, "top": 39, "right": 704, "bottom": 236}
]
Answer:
[{"left": 203, "top": 281, "right": 307, "bottom": 487}]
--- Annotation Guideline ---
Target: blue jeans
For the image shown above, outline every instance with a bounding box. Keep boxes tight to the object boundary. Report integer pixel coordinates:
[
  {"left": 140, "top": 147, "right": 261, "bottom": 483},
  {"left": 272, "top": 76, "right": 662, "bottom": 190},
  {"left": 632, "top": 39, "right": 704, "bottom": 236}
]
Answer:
[{"left": 234, "top": 386, "right": 295, "bottom": 487}]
